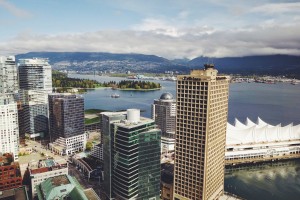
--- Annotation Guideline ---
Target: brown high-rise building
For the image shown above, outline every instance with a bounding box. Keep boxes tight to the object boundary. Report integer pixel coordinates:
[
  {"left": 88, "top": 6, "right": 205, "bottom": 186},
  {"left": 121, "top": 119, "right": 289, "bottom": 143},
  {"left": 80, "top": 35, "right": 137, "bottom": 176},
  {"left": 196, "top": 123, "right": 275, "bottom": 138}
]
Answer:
[{"left": 173, "top": 64, "right": 229, "bottom": 200}]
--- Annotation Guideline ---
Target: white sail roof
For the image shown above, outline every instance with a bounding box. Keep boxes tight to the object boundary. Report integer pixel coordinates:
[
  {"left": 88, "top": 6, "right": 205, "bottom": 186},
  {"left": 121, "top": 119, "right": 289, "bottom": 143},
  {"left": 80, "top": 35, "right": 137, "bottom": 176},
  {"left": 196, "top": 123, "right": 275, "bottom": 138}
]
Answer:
[{"left": 226, "top": 118, "right": 300, "bottom": 145}]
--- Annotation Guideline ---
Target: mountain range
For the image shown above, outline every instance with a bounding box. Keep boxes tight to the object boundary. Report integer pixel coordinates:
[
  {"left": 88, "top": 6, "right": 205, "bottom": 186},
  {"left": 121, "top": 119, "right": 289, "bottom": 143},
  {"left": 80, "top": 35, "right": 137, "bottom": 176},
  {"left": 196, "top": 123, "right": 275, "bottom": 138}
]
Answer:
[{"left": 16, "top": 52, "right": 300, "bottom": 78}]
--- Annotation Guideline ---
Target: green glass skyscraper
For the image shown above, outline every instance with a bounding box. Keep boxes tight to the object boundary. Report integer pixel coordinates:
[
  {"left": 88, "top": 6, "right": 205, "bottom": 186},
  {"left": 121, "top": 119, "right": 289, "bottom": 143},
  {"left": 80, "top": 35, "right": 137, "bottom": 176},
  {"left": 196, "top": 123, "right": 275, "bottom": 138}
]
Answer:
[{"left": 101, "top": 109, "right": 161, "bottom": 200}]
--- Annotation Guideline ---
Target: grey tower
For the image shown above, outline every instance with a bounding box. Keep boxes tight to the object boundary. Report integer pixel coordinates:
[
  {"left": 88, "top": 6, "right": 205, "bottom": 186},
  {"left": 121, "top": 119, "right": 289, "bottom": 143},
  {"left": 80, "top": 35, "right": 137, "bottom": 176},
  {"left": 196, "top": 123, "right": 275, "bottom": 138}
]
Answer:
[
  {"left": 152, "top": 92, "right": 176, "bottom": 138},
  {"left": 48, "top": 93, "right": 84, "bottom": 142},
  {"left": 18, "top": 58, "right": 52, "bottom": 139}
]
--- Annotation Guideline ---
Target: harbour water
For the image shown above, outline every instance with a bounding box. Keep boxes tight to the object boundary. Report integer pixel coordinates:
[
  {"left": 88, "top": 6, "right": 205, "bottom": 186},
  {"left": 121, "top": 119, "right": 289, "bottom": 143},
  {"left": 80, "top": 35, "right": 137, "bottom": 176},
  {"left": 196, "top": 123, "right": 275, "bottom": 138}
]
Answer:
[{"left": 69, "top": 74, "right": 300, "bottom": 199}]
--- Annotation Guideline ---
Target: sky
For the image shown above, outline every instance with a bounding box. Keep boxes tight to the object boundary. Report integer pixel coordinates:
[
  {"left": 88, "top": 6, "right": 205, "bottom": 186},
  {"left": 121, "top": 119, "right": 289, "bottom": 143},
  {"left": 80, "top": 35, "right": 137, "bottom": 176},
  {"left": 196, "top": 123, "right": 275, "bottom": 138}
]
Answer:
[{"left": 0, "top": 0, "right": 299, "bottom": 59}]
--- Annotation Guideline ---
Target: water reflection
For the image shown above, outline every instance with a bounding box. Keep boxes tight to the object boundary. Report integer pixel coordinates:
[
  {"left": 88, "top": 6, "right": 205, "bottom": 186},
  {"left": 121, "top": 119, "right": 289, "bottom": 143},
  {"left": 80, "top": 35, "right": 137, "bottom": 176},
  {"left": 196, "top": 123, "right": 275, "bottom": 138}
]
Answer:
[{"left": 225, "top": 159, "right": 300, "bottom": 200}]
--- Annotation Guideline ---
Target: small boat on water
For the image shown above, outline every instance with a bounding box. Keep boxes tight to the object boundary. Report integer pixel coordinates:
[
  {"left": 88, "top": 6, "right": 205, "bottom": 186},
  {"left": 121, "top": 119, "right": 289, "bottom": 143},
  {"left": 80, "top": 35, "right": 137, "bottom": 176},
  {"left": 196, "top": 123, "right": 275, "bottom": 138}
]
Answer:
[
  {"left": 111, "top": 93, "right": 120, "bottom": 98},
  {"left": 291, "top": 80, "right": 298, "bottom": 85}
]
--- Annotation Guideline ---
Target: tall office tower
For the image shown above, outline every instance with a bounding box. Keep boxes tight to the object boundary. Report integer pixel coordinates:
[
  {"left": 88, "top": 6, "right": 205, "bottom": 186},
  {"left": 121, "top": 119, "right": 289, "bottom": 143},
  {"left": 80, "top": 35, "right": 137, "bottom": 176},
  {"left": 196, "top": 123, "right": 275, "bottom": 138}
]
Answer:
[
  {"left": 48, "top": 93, "right": 85, "bottom": 155},
  {"left": 101, "top": 109, "right": 161, "bottom": 200},
  {"left": 173, "top": 64, "right": 229, "bottom": 200},
  {"left": 0, "top": 56, "right": 19, "bottom": 161},
  {"left": 152, "top": 92, "right": 176, "bottom": 138},
  {"left": 152, "top": 92, "right": 176, "bottom": 153},
  {"left": 18, "top": 58, "right": 52, "bottom": 139}
]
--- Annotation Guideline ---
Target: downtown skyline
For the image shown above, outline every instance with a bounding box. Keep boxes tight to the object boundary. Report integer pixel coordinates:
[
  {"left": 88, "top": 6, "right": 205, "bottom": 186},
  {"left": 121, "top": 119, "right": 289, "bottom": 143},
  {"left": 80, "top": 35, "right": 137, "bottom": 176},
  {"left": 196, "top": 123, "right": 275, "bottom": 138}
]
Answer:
[{"left": 0, "top": 0, "right": 300, "bottom": 59}]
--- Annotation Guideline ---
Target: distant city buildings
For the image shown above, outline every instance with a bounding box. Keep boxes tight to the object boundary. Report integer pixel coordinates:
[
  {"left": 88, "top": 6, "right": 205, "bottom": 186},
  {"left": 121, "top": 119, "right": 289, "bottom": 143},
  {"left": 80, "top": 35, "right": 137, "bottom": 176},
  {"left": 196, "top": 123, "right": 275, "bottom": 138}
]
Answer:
[
  {"left": 18, "top": 58, "right": 52, "bottom": 139},
  {"left": 48, "top": 93, "right": 86, "bottom": 156},
  {"left": 173, "top": 64, "right": 230, "bottom": 200},
  {"left": 0, "top": 56, "right": 19, "bottom": 161},
  {"left": 101, "top": 109, "right": 161, "bottom": 200},
  {"left": 152, "top": 92, "right": 176, "bottom": 153}
]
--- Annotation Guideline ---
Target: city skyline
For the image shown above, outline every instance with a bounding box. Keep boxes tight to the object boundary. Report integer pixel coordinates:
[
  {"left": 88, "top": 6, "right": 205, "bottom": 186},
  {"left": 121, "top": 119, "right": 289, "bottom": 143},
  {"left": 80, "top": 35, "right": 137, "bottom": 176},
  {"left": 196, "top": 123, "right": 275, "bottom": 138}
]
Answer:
[{"left": 0, "top": 0, "right": 299, "bottom": 58}]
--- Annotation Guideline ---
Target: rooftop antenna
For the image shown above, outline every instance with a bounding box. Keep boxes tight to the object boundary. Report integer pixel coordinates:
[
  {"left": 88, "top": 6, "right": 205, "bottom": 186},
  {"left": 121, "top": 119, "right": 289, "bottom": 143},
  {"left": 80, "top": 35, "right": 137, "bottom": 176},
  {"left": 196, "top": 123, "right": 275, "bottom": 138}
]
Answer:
[{"left": 204, "top": 57, "right": 214, "bottom": 69}]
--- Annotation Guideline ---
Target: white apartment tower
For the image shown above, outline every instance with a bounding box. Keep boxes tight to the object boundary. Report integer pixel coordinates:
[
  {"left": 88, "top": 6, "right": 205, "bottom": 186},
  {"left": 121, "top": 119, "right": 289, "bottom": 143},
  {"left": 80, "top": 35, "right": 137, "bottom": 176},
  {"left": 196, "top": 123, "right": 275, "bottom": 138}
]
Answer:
[
  {"left": 18, "top": 58, "right": 52, "bottom": 139},
  {"left": 0, "top": 56, "right": 19, "bottom": 161}
]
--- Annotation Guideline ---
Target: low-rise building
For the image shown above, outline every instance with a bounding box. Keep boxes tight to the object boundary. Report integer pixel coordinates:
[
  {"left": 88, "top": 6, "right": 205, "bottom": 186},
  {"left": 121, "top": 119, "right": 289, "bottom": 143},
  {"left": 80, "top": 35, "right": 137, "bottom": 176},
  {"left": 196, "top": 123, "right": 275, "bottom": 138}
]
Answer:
[
  {"left": 0, "top": 153, "right": 22, "bottom": 191},
  {"left": 89, "top": 143, "right": 103, "bottom": 161},
  {"left": 36, "top": 174, "right": 100, "bottom": 200},
  {"left": 0, "top": 186, "right": 29, "bottom": 200},
  {"left": 27, "top": 159, "right": 68, "bottom": 198},
  {"left": 226, "top": 118, "right": 300, "bottom": 165}
]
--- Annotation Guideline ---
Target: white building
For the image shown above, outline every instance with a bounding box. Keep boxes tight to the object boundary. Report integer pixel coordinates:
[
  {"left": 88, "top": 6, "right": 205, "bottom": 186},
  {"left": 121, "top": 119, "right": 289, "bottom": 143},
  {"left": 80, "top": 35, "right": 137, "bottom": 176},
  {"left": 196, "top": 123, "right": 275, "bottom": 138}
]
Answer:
[
  {"left": 0, "top": 56, "right": 18, "bottom": 94},
  {"left": 49, "top": 134, "right": 86, "bottom": 156},
  {"left": 28, "top": 159, "right": 68, "bottom": 197},
  {"left": 0, "top": 98, "right": 19, "bottom": 161},
  {"left": 0, "top": 56, "right": 19, "bottom": 161},
  {"left": 226, "top": 117, "right": 300, "bottom": 164}
]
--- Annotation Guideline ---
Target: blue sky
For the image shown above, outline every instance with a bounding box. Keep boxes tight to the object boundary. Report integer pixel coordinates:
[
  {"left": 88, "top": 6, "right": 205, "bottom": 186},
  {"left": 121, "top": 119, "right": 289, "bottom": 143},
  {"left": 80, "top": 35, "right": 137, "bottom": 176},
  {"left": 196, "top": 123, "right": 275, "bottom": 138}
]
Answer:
[{"left": 0, "top": 0, "right": 300, "bottom": 58}]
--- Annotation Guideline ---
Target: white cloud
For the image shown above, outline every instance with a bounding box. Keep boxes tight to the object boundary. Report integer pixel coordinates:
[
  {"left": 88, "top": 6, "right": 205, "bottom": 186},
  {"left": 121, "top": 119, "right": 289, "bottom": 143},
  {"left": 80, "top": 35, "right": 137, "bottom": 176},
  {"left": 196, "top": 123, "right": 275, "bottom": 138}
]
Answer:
[
  {"left": 1, "top": 20, "right": 300, "bottom": 59},
  {"left": 0, "top": 0, "right": 31, "bottom": 18},
  {"left": 250, "top": 2, "right": 300, "bottom": 15}
]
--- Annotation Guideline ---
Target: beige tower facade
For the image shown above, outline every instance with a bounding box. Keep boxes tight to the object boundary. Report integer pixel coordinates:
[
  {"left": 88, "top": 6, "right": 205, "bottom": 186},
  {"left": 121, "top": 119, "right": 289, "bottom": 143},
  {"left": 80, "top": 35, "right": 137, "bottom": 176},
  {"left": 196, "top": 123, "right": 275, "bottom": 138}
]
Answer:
[{"left": 173, "top": 64, "right": 229, "bottom": 200}]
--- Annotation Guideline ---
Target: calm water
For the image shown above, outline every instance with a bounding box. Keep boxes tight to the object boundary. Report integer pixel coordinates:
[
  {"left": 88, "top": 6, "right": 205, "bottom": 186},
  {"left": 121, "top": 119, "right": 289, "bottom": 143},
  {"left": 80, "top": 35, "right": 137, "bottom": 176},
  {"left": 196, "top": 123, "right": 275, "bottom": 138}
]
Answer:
[{"left": 70, "top": 74, "right": 300, "bottom": 200}]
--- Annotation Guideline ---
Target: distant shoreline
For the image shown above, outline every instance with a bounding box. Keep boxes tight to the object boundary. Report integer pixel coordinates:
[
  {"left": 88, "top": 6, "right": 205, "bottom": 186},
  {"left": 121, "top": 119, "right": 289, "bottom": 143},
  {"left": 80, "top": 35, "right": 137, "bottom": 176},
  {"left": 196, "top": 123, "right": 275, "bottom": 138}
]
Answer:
[{"left": 114, "top": 88, "right": 161, "bottom": 91}]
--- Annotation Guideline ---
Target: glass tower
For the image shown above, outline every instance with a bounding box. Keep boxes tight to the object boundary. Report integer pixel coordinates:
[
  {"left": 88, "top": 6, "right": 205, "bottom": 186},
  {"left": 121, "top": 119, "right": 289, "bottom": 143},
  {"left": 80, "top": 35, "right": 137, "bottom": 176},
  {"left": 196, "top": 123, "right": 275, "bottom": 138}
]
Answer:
[
  {"left": 18, "top": 58, "right": 52, "bottom": 139},
  {"left": 101, "top": 109, "right": 161, "bottom": 200}
]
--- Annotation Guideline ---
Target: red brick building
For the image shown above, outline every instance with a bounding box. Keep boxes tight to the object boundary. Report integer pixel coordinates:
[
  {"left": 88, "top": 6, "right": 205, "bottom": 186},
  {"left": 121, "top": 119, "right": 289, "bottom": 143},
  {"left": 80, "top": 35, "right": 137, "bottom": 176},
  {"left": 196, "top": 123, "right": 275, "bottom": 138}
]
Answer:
[{"left": 0, "top": 154, "right": 22, "bottom": 190}]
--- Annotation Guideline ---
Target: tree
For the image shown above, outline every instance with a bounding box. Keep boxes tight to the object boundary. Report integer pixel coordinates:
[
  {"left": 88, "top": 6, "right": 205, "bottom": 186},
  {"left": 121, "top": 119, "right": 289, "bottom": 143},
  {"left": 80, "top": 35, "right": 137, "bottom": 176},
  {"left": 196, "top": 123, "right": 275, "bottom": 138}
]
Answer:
[{"left": 86, "top": 142, "right": 93, "bottom": 151}]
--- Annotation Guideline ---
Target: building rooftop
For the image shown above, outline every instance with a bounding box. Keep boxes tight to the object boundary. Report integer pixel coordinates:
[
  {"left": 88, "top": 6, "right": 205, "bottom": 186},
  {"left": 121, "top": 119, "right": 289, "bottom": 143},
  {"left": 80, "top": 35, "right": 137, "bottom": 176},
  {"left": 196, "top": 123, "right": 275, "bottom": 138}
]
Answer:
[
  {"left": 29, "top": 159, "right": 67, "bottom": 175},
  {"left": 0, "top": 186, "right": 29, "bottom": 200},
  {"left": 36, "top": 175, "right": 99, "bottom": 200},
  {"left": 50, "top": 175, "right": 70, "bottom": 186},
  {"left": 115, "top": 116, "right": 155, "bottom": 129},
  {"left": 0, "top": 153, "right": 15, "bottom": 166},
  {"left": 83, "top": 188, "right": 101, "bottom": 200},
  {"left": 160, "top": 92, "right": 174, "bottom": 100}
]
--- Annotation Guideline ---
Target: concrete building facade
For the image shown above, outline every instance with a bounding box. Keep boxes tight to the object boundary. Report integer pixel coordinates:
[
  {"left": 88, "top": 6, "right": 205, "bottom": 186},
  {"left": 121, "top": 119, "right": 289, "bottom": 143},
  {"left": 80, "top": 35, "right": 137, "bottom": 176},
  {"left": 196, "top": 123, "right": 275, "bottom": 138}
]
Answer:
[
  {"left": 173, "top": 64, "right": 229, "bottom": 200},
  {"left": 152, "top": 92, "right": 176, "bottom": 138},
  {"left": 0, "top": 56, "right": 19, "bottom": 161},
  {"left": 28, "top": 159, "right": 68, "bottom": 198},
  {"left": 152, "top": 93, "right": 176, "bottom": 153}
]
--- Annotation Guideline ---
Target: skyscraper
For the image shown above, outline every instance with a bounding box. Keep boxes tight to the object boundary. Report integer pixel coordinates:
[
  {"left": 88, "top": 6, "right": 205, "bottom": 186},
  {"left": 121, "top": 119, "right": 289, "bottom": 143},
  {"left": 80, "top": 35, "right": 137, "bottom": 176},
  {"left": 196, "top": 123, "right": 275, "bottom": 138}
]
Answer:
[
  {"left": 101, "top": 109, "right": 161, "bottom": 200},
  {"left": 0, "top": 56, "right": 19, "bottom": 161},
  {"left": 173, "top": 64, "right": 229, "bottom": 200},
  {"left": 152, "top": 92, "right": 176, "bottom": 153},
  {"left": 152, "top": 92, "right": 176, "bottom": 138},
  {"left": 48, "top": 93, "right": 85, "bottom": 156},
  {"left": 18, "top": 58, "right": 52, "bottom": 139}
]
